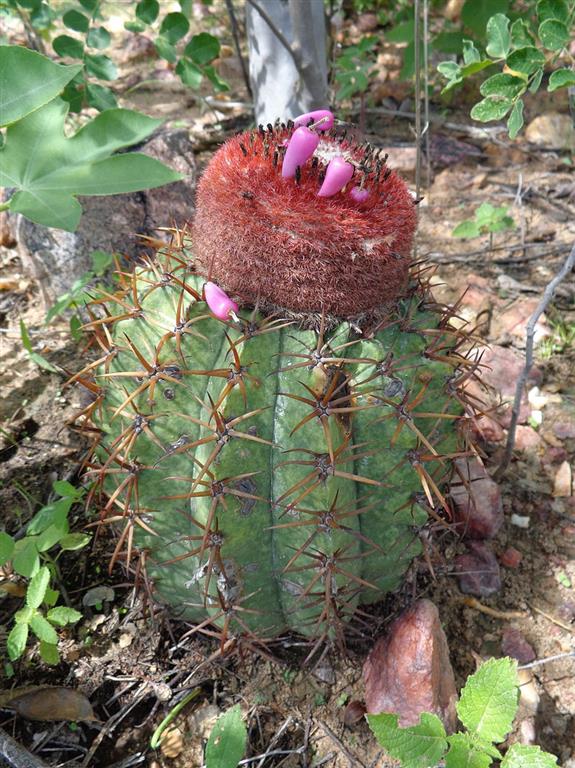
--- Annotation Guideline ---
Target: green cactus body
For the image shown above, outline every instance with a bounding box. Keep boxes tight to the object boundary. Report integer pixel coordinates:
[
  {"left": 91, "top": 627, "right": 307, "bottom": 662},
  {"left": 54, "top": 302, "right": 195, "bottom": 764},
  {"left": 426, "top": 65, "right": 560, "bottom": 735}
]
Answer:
[{"left": 88, "top": 251, "right": 464, "bottom": 641}]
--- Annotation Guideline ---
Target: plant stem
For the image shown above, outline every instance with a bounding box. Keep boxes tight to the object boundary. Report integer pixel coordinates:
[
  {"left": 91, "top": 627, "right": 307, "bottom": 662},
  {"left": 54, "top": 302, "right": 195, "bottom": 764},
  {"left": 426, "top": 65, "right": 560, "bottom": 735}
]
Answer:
[{"left": 0, "top": 199, "right": 12, "bottom": 213}]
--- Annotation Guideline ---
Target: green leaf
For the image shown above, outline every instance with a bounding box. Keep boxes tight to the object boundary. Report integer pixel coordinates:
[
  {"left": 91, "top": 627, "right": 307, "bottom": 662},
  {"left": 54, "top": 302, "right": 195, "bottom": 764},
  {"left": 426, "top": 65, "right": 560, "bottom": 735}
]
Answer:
[
  {"left": 87, "top": 26, "right": 111, "bottom": 49},
  {"left": 79, "top": 0, "right": 99, "bottom": 11},
  {"left": 7, "top": 623, "right": 29, "bottom": 661},
  {"left": 59, "top": 533, "right": 91, "bottom": 551},
  {"left": 461, "top": 0, "right": 509, "bottom": 37},
  {"left": 507, "top": 99, "right": 524, "bottom": 139},
  {"left": 125, "top": 20, "right": 146, "bottom": 33},
  {"left": 185, "top": 32, "right": 220, "bottom": 65},
  {"left": 538, "top": 19, "right": 570, "bottom": 50},
  {"left": 159, "top": 12, "right": 189, "bottom": 44},
  {"left": 47, "top": 606, "right": 83, "bottom": 626},
  {"left": 511, "top": 19, "right": 535, "bottom": 47},
  {"left": 86, "top": 83, "right": 118, "bottom": 111},
  {"left": 506, "top": 46, "right": 545, "bottom": 74},
  {"left": 91, "top": 249, "right": 114, "bottom": 274},
  {"left": 437, "top": 61, "right": 462, "bottom": 91},
  {"left": 470, "top": 96, "right": 513, "bottom": 121},
  {"left": 44, "top": 587, "right": 59, "bottom": 607},
  {"left": 462, "top": 39, "right": 481, "bottom": 64},
  {"left": 1, "top": 100, "right": 180, "bottom": 231},
  {"left": 386, "top": 19, "right": 414, "bottom": 42},
  {"left": 39, "top": 640, "right": 60, "bottom": 664},
  {"left": 155, "top": 37, "right": 178, "bottom": 63},
  {"left": 446, "top": 733, "right": 492, "bottom": 768},
  {"left": 63, "top": 9, "right": 90, "bottom": 32},
  {"left": 19, "top": 319, "right": 59, "bottom": 372},
  {"left": 457, "top": 657, "right": 519, "bottom": 743},
  {"left": 85, "top": 53, "right": 118, "bottom": 81},
  {"left": 26, "top": 565, "right": 50, "bottom": 609},
  {"left": 53, "top": 480, "right": 84, "bottom": 498},
  {"left": 0, "top": 532, "right": 15, "bottom": 566},
  {"left": 536, "top": 0, "right": 569, "bottom": 23},
  {"left": 136, "top": 0, "right": 159, "bottom": 24},
  {"left": 15, "top": 606, "right": 34, "bottom": 625},
  {"left": 501, "top": 743, "right": 559, "bottom": 767},
  {"left": 432, "top": 31, "right": 464, "bottom": 54},
  {"left": 176, "top": 59, "right": 203, "bottom": 89},
  {"left": 367, "top": 713, "right": 448, "bottom": 768},
  {"left": 29, "top": 612, "right": 59, "bottom": 644},
  {"left": 36, "top": 522, "right": 69, "bottom": 552},
  {"left": 0, "top": 46, "right": 82, "bottom": 127},
  {"left": 529, "top": 68, "right": 544, "bottom": 92},
  {"left": 548, "top": 68, "right": 575, "bottom": 91},
  {"left": 486, "top": 13, "right": 511, "bottom": 58},
  {"left": 205, "top": 705, "right": 247, "bottom": 768},
  {"left": 203, "top": 65, "right": 229, "bottom": 93},
  {"left": 480, "top": 73, "right": 525, "bottom": 99},
  {"left": 52, "top": 35, "right": 85, "bottom": 59},
  {"left": 452, "top": 220, "right": 481, "bottom": 238}
]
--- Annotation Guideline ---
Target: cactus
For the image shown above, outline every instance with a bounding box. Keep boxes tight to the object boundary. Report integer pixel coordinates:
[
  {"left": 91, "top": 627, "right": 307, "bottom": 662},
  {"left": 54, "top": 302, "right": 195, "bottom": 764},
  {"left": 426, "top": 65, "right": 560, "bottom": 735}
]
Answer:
[{"left": 74, "top": 114, "right": 474, "bottom": 647}]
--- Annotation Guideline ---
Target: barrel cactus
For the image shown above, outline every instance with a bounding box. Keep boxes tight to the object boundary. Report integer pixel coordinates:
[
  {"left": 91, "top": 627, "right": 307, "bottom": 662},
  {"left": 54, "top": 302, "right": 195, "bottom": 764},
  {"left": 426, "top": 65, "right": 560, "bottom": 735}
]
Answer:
[{"left": 75, "top": 111, "right": 473, "bottom": 648}]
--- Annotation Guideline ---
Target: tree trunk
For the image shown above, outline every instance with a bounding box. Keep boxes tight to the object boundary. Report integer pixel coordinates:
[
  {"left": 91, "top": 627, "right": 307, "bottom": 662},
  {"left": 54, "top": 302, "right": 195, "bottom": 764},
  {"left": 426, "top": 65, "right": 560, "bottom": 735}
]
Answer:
[{"left": 246, "top": 0, "right": 329, "bottom": 125}]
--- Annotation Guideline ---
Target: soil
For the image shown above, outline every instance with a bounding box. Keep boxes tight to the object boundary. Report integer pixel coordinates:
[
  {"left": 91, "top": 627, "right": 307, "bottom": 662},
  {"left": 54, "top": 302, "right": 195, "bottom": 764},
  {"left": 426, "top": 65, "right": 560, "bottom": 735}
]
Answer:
[{"left": 1, "top": 5, "right": 574, "bottom": 767}]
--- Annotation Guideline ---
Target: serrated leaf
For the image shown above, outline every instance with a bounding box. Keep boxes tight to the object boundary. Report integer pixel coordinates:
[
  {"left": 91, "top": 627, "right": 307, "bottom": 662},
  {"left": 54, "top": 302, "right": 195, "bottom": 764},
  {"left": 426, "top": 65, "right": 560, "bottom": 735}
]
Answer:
[
  {"left": 53, "top": 35, "right": 85, "bottom": 59},
  {"left": 85, "top": 53, "right": 117, "bottom": 81},
  {"left": 548, "top": 68, "right": 575, "bottom": 91},
  {"left": 507, "top": 99, "right": 524, "bottom": 139},
  {"left": 39, "top": 641, "right": 60, "bottom": 664},
  {"left": 159, "top": 12, "right": 189, "bottom": 43},
  {"left": 452, "top": 220, "right": 481, "bottom": 238},
  {"left": 87, "top": 26, "right": 111, "bottom": 49},
  {"left": 480, "top": 73, "right": 525, "bottom": 99},
  {"left": 29, "top": 613, "right": 59, "bottom": 644},
  {"left": 470, "top": 96, "right": 513, "bottom": 122},
  {"left": 63, "top": 9, "right": 89, "bottom": 32},
  {"left": 536, "top": 0, "right": 569, "bottom": 23},
  {"left": 0, "top": 46, "right": 82, "bottom": 127},
  {"left": 367, "top": 712, "right": 448, "bottom": 768},
  {"left": 506, "top": 46, "right": 545, "bottom": 74},
  {"left": 26, "top": 566, "right": 50, "bottom": 609},
  {"left": 47, "top": 607, "right": 83, "bottom": 626},
  {"left": 0, "top": 532, "right": 15, "bottom": 566},
  {"left": 185, "top": 32, "right": 220, "bottom": 64},
  {"left": 501, "top": 743, "right": 559, "bottom": 767},
  {"left": 457, "top": 657, "right": 519, "bottom": 743},
  {"left": 205, "top": 704, "right": 247, "bottom": 768},
  {"left": 1, "top": 99, "right": 180, "bottom": 231},
  {"left": 446, "top": 733, "right": 492, "bottom": 768},
  {"left": 486, "top": 13, "right": 511, "bottom": 58},
  {"left": 59, "top": 533, "right": 91, "bottom": 551},
  {"left": 538, "top": 19, "right": 570, "bottom": 50},
  {"left": 136, "top": 0, "right": 159, "bottom": 24},
  {"left": 7, "top": 623, "right": 29, "bottom": 661}
]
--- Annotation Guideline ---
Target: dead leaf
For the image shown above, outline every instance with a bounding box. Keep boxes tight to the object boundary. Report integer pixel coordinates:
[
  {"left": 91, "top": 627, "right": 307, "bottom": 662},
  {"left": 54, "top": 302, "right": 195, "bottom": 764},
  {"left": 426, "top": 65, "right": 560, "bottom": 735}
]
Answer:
[
  {"left": 0, "top": 581, "right": 27, "bottom": 597},
  {"left": 3, "top": 687, "right": 96, "bottom": 722},
  {"left": 160, "top": 727, "right": 184, "bottom": 759}
]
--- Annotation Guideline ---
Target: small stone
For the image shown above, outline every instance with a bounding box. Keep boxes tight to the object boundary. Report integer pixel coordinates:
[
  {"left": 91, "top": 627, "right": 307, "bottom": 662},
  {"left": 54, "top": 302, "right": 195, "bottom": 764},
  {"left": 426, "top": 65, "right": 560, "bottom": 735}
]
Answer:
[
  {"left": 514, "top": 425, "right": 542, "bottom": 452},
  {"left": 511, "top": 514, "right": 530, "bottom": 528},
  {"left": 553, "top": 420, "right": 575, "bottom": 440},
  {"left": 455, "top": 541, "right": 501, "bottom": 597},
  {"left": 500, "top": 547, "right": 522, "bottom": 569},
  {"left": 469, "top": 414, "right": 505, "bottom": 444},
  {"left": 363, "top": 599, "right": 458, "bottom": 732},
  {"left": 450, "top": 457, "right": 503, "bottom": 539},
  {"left": 553, "top": 461, "right": 573, "bottom": 498},
  {"left": 501, "top": 627, "right": 536, "bottom": 663},
  {"left": 343, "top": 700, "right": 366, "bottom": 727},
  {"left": 525, "top": 112, "right": 575, "bottom": 150},
  {"left": 491, "top": 298, "right": 550, "bottom": 345},
  {"left": 160, "top": 727, "right": 184, "bottom": 759}
]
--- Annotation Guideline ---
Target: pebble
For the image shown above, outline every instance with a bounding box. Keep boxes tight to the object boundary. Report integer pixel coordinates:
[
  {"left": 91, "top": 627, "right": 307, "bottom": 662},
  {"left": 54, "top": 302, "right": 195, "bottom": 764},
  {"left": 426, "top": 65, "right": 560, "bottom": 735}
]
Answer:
[
  {"left": 500, "top": 547, "right": 523, "bottom": 569},
  {"left": 455, "top": 541, "right": 501, "bottom": 596},
  {"left": 450, "top": 457, "right": 503, "bottom": 540},
  {"left": 363, "top": 599, "right": 458, "bottom": 732},
  {"left": 501, "top": 627, "right": 536, "bottom": 663}
]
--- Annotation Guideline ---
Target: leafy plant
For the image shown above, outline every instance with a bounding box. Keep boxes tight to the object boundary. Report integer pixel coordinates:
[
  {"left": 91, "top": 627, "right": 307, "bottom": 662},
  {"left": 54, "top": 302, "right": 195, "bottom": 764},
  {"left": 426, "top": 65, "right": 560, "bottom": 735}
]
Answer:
[
  {"left": 0, "top": 45, "right": 181, "bottom": 231},
  {"left": 367, "top": 657, "right": 559, "bottom": 768},
  {"left": 335, "top": 36, "right": 378, "bottom": 100},
  {"left": 452, "top": 202, "right": 515, "bottom": 240},
  {"left": 1, "top": 480, "right": 90, "bottom": 664},
  {"left": 126, "top": 1, "right": 228, "bottom": 93},
  {"left": 205, "top": 705, "right": 247, "bottom": 768},
  {"left": 438, "top": 1, "right": 575, "bottom": 137}
]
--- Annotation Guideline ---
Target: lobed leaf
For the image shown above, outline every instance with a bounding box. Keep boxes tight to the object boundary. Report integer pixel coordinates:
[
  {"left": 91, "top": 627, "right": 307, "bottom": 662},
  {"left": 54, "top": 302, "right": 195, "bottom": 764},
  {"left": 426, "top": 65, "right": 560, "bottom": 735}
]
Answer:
[
  {"left": 500, "top": 743, "right": 558, "bottom": 767},
  {"left": 445, "top": 733, "right": 491, "bottom": 768},
  {"left": 366, "top": 712, "right": 448, "bottom": 768},
  {"left": 457, "top": 657, "right": 519, "bottom": 743}
]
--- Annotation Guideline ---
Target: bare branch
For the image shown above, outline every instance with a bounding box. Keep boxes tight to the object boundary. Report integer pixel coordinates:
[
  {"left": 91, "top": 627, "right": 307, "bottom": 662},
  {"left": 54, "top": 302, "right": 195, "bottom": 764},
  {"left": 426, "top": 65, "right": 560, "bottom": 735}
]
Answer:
[
  {"left": 0, "top": 728, "right": 48, "bottom": 768},
  {"left": 495, "top": 241, "right": 575, "bottom": 480},
  {"left": 224, "top": 0, "right": 252, "bottom": 97}
]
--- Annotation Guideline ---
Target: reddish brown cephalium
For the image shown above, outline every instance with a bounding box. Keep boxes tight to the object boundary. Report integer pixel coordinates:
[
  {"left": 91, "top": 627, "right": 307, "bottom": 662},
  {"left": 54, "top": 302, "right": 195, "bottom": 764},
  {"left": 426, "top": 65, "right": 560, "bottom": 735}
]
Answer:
[{"left": 192, "top": 123, "right": 417, "bottom": 317}]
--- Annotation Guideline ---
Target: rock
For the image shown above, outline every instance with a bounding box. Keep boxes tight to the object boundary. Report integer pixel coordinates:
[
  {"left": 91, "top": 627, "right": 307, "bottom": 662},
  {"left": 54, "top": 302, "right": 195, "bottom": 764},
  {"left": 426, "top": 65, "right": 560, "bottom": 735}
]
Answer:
[
  {"left": 470, "top": 414, "right": 505, "bottom": 443},
  {"left": 343, "top": 700, "right": 366, "bottom": 727},
  {"left": 479, "top": 345, "right": 542, "bottom": 400},
  {"left": 553, "top": 461, "right": 573, "bottom": 497},
  {"left": 501, "top": 627, "right": 536, "bottom": 663},
  {"left": 490, "top": 298, "right": 550, "bottom": 345},
  {"left": 363, "top": 599, "right": 458, "bottom": 732},
  {"left": 554, "top": 420, "right": 575, "bottom": 440},
  {"left": 455, "top": 541, "right": 501, "bottom": 596},
  {"left": 14, "top": 129, "right": 196, "bottom": 303},
  {"left": 116, "top": 34, "right": 157, "bottom": 64},
  {"left": 525, "top": 112, "right": 575, "bottom": 150},
  {"left": 500, "top": 547, "right": 522, "bottom": 569},
  {"left": 450, "top": 457, "right": 503, "bottom": 539},
  {"left": 514, "top": 425, "right": 542, "bottom": 452}
]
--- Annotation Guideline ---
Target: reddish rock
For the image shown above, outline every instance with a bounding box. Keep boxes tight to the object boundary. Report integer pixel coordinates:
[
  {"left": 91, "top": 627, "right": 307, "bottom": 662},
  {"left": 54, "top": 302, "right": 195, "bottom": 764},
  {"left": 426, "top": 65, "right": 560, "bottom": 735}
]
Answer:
[
  {"left": 500, "top": 547, "right": 523, "bottom": 569},
  {"left": 455, "top": 541, "right": 501, "bottom": 596},
  {"left": 491, "top": 298, "right": 549, "bottom": 343},
  {"left": 553, "top": 420, "right": 575, "bottom": 440},
  {"left": 514, "top": 425, "right": 542, "bottom": 452},
  {"left": 363, "top": 599, "right": 458, "bottom": 732},
  {"left": 470, "top": 414, "right": 505, "bottom": 444},
  {"left": 450, "top": 457, "right": 503, "bottom": 539},
  {"left": 480, "top": 345, "right": 542, "bottom": 400},
  {"left": 501, "top": 627, "right": 536, "bottom": 663}
]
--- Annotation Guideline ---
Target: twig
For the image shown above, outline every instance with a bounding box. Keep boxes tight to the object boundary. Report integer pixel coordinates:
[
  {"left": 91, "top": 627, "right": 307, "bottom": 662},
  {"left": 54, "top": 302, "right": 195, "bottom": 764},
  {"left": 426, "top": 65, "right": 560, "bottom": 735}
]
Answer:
[
  {"left": 254, "top": 716, "right": 293, "bottom": 768},
  {"left": 245, "top": 0, "right": 305, "bottom": 81},
  {"left": 414, "top": 0, "right": 422, "bottom": 200},
  {"left": 224, "top": 0, "right": 252, "bottom": 97},
  {"left": 0, "top": 728, "right": 48, "bottom": 768},
  {"left": 462, "top": 596, "right": 529, "bottom": 620},
  {"left": 519, "top": 651, "right": 575, "bottom": 670},
  {"left": 529, "top": 603, "right": 575, "bottom": 634},
  {"left": 317, "top": 720, "right": 365, "bottom": 768},
  {"left": 494, "top": 241, "right": 575, "bottom": 480},
  {"left": 423, "top": 0, "right": 431, "bottom": 189}
]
